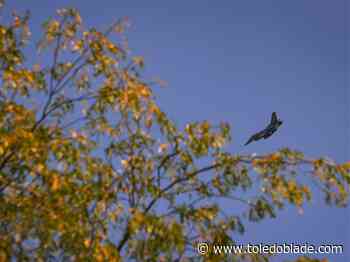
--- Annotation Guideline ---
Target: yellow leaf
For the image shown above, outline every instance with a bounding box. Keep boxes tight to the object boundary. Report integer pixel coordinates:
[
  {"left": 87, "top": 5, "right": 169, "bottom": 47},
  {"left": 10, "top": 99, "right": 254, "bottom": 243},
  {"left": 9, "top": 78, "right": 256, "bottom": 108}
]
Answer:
[
  {"left": 58, "top": 222, "right": 65, "bottom": 231},
  {"left": 96, "top": 254, "right": 104, "bottom": 262},
  {"left": 84, "top": 239, "right": 91, "bottom": 248},
  {"left": 51, "top": 176, "right": 60, "bottom": 191},
  {"left": 121, "top": 159, "right": 128, "bottom": 168},
  {"left": 343, "top": 161, "right": 350, "bottom": 170},
  {"left": 270, "top": 153, "right": 281, "bottom": 161},
  {"left": 132, "top": 56, "right": 144, "bottom": 67},
  {"left": 138, "top": 85, "right": 151, "bottom": 98},
  {"left": 0, "top": 251, "right": 8, "bottom": 262},
  {"left": 71, "top": 40, "right": 83, "bottom": 52},
  {"left": 75, "top": 13, "right": 82, "bottom": 24},
  {"left": 101, "top": 246, "right": 110, "bottom": 258},
  {"left": 13, "top": 16, "right": 21, "bottom": 28},
  {"left": 146, "top": 224, "right": 153, "bottom": 233},
  {"left": 158, "top": 143, "right": 168, "bottom": 153},
  {"left": 36, "top": 163, "right": 45, "bottom": 173}
]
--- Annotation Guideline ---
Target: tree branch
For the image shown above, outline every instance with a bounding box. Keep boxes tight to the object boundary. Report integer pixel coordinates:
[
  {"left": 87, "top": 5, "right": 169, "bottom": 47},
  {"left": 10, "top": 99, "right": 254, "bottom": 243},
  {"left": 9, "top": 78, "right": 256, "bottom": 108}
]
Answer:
[{"left": 116, "top": 163, "right": 220, "bottom": 252}]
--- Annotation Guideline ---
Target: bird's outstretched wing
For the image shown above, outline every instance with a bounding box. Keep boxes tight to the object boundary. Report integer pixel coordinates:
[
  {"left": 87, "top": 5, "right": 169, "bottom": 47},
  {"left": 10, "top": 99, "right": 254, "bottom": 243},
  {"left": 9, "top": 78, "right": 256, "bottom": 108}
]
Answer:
[
  {"left": 244, "top": 130, "right": 265, "bottom": 145},
  {"left": 270, "top": 112, "right": 278, "bottom": 125}
]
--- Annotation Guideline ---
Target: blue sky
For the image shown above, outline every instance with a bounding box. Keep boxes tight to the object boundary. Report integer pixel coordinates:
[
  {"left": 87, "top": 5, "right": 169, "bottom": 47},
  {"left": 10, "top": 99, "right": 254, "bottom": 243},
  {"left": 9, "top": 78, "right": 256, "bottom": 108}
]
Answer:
[{"left": 8, "top": 1, "right": 349, "bottom": 261}]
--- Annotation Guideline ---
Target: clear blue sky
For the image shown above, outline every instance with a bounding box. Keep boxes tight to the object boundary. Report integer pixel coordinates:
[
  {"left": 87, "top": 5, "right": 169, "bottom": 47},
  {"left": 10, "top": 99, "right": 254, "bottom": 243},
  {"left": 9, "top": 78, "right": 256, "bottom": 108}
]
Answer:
[{"left": 9, "top": 1, "right": 349, "bottom": 261}]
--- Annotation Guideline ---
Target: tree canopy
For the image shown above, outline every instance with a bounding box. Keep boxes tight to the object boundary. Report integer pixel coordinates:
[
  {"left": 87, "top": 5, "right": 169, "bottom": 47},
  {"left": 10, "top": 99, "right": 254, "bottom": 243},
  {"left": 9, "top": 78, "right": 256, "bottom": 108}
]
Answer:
[{"left": 0, "top": 3, "right": 349, "bottom": 261}]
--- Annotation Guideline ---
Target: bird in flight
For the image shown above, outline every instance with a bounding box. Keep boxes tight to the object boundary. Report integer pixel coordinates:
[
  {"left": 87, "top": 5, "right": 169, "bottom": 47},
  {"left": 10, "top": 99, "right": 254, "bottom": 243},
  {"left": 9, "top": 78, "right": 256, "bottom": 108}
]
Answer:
[{"left": 244, "top": 112, "right": 283, "bottom": 146}]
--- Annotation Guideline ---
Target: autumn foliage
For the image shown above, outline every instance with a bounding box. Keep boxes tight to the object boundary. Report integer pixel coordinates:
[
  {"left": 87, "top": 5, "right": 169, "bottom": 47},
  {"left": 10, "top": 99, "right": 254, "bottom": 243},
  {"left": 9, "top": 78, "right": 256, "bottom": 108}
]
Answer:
[{"left": 0, "top": 3, "right": 349, "bottom": 261}]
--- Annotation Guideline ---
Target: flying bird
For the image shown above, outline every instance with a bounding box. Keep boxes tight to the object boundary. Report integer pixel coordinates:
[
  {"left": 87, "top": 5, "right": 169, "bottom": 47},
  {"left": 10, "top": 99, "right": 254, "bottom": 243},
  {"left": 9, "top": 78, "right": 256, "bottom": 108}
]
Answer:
[{"left": 244, "top": 112, "right": 283, "bottom": 146}]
